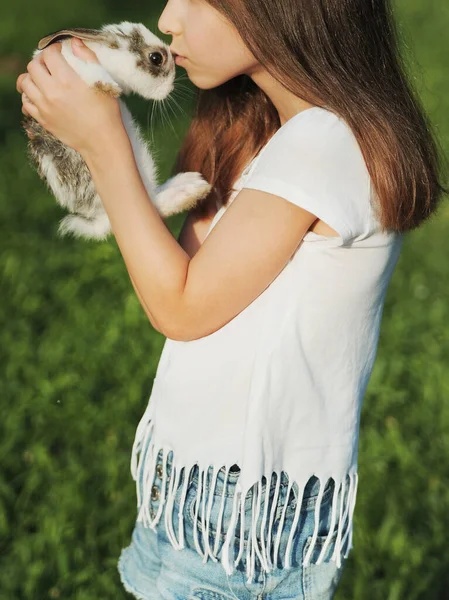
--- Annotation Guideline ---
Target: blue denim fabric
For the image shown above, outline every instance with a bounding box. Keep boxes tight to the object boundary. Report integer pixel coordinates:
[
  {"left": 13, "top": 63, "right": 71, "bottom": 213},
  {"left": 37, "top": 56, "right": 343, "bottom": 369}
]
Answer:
[{"left": 118, "top": 436, "right": 349, "bottom": 599}]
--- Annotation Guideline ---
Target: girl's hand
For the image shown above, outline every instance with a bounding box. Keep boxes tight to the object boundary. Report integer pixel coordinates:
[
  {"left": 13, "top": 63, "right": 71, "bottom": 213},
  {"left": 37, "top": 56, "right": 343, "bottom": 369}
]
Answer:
[{"left": 16, "top": 39, "right": 125, "bottom": 156}]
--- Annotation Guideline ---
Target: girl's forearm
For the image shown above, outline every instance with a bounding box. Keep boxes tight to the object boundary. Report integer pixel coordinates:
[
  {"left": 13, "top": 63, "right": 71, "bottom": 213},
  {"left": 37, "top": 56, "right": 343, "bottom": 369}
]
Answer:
[{"left": 81, "top": 130, "right": 190, "bottom": 337}]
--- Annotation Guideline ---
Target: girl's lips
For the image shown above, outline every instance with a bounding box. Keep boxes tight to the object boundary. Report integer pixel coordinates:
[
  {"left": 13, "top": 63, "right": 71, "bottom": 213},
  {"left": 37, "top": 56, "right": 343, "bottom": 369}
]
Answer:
[{"left": 175, "top": 55, "right": 186, "bottom": 64}]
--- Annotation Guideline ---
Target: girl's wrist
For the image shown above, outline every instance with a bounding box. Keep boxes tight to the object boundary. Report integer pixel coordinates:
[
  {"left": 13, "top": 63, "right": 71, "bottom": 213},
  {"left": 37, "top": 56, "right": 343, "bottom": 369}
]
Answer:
[{"left": 79, "top": 125, "right": 132, "bottom": 166}]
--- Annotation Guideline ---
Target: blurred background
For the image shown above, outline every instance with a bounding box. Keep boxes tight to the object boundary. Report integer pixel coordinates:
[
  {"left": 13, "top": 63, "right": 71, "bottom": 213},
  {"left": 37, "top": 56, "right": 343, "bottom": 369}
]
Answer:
[{"left": 0, "top": 1, "right": 448, "bottom": 598}]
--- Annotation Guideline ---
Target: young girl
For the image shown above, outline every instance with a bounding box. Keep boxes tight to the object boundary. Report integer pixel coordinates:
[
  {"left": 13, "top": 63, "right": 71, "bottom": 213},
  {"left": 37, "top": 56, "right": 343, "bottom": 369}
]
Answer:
[{"left": 17, "top": 0, "right": 447, "bottom": 598}]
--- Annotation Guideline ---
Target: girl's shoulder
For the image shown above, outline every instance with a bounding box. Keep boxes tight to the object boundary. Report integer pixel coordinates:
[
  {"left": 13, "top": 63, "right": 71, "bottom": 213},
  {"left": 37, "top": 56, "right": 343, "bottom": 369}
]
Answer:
[{"left": 239, "top": 107, "right": 373, "bottom": 246}]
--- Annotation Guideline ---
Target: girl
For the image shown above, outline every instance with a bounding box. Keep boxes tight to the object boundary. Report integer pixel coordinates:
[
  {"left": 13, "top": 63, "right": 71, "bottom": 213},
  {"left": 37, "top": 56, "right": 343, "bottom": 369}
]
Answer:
[{"left": 17, "top": 0, "right": 447, "bottom": 598}]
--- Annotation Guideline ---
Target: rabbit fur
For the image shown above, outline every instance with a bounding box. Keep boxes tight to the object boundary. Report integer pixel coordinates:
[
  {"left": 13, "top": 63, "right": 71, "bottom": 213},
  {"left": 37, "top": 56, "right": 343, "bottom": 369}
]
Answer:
[{"left": 22, "top": 22, "right": 212, "bottom": 241}]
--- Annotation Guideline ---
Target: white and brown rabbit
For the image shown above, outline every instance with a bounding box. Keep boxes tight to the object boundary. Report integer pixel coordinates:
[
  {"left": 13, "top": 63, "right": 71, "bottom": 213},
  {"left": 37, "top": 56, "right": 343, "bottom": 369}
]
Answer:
[{"left": 22, "top": 21, "right": 212, "bottom": 241}]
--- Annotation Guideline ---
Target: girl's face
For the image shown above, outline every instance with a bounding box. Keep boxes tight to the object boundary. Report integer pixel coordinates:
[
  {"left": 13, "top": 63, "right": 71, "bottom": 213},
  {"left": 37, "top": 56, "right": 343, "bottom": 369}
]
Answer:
[{"left": 158, "top": 0, "right": 260, "bottom": 88}]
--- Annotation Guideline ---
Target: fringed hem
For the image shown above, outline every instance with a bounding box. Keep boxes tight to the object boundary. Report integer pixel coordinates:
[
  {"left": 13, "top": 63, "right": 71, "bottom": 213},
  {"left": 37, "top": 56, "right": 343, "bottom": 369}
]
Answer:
[{"left": 130, "top": 407, "right": 358, "bottom": 585}]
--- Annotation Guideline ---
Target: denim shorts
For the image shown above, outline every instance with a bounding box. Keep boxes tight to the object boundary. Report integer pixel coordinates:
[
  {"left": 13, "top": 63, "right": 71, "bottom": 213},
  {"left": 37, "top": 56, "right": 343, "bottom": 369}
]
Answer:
[{"left": 118, "top": 438, "right": 350, "bottom": 600}]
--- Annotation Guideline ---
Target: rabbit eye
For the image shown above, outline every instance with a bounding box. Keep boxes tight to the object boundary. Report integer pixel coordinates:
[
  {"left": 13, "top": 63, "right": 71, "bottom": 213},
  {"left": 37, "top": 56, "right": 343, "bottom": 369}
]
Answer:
[{"left": 149, "top": 52, "right": 163, "bottom": 66}]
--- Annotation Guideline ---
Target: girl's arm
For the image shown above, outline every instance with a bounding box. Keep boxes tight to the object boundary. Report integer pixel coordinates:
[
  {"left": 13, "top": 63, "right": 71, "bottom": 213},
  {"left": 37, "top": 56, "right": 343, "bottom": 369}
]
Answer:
[
  {"left": 128, "top": 206, "right": 218, "bottom": 332},
  {"left": 16, "top": 44, "right": 318, "bottom": 342},
  {"left": 82, "top": 129, "right": 317, "bottom": 342},
  {"left": 82, "top": 130, "right": 192, "bottom": 335},
  {"left": 177, "top": 204, "right": 218, "bottom": 259}
]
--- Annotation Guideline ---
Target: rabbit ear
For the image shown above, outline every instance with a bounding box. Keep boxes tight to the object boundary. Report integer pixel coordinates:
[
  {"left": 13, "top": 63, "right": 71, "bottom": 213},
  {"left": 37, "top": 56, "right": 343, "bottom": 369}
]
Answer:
[{"left": 37, "top": 28, "right": 114, "bottom": 50}]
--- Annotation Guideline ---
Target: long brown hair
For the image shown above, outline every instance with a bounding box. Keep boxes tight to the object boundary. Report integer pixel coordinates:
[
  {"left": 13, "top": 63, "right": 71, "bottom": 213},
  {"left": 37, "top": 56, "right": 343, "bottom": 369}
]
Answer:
[{"left": 170, "top": 0, "right": 448, "bottom": 232}]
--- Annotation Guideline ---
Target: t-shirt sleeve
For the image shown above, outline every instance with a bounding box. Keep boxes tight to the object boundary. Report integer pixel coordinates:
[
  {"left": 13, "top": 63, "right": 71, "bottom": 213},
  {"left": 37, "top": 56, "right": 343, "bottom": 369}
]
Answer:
[{"left": 241, "top": 109, "right": 373, "bottom": 246}]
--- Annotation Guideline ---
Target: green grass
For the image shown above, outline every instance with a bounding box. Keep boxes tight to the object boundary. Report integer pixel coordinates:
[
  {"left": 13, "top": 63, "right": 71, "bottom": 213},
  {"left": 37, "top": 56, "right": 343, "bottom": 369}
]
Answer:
[{"left": 0, "top": 0, "right": 448, "bottom": 598}]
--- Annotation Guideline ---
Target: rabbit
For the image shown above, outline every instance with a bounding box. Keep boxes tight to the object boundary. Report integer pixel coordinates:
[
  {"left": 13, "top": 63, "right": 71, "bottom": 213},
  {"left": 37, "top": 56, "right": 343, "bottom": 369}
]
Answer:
[{"left": 22, "top": 21, "right": 212, "bottom": 241}]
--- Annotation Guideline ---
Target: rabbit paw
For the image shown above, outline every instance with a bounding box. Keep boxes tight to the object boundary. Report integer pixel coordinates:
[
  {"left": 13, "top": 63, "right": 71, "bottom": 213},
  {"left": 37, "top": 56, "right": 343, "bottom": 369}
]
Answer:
[{"left": 153, "top": 172, "right": 212, "bottom": 218}]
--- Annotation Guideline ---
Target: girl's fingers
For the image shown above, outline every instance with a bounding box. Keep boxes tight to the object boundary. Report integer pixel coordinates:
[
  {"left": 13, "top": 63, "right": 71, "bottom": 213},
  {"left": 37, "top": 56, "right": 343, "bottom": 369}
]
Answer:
[
  {"left": 21, "top": 73, "right": 45, "bottom": 107},
  {"left": 22, "top": 94, "right": 41, "bottom": 122},
  {"left": 39, "top": 43, "right": 79, "bottom": 82},
  {"left": 16, "top": 73, "right": 27, "bottom": 93},
  {"left": 21, "top": 96, "right": 36, "bottom": 138},
  {"left": 71, "top": 38, "right": 100, "bottom": 63},
  {"left": 26, "top": 51, "right": 54, "bottom": 94}
]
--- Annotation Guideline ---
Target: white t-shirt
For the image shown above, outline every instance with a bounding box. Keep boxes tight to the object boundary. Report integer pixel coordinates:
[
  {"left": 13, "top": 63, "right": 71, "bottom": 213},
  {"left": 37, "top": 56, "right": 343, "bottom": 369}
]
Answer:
[{"left": 129, "top": 106, "right": 404, "bottom": 582}]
